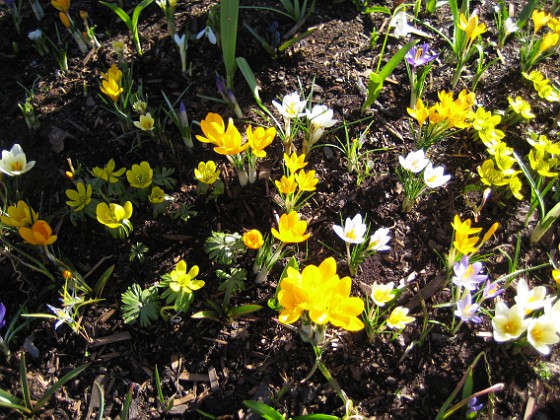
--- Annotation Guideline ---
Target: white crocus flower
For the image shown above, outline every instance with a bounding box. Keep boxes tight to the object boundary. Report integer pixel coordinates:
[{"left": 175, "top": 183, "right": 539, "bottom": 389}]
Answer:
[
  {"left": 28, "top": 28, "right": 43, "bottom": 41},
  {"left": 174, "top": 33, "right": 188, "bottom": 73},
  {"left": 272, "top": 92, "right": 307, "bottom": 120},
  {"left": 0, "top": 144, "right": 36, "bottom": 176},
  {"left": 492, "top": 301, "right": 529, "bottom": 342},
  {"left": 514, "top": 278, "right": 552, "bottom": 315},
  {"left": 527, "top": 314, "right": 560, "bottom": 355},
  {"left": 399, "top": 149, "right": 429, "bottom": 173},
  {"left": 367, "top": 227, "right": 391, "bottom": 252},
  {"left": 423, "top": 163, "right": 451, "bottom": 188},
  {"left": 370, "top": 282, "right": 396, "bottom": 307},
  {"left": 333, "top": 214, "right": 368, "bottom": 244},
  {"left": 389, "top": 11, "right": 430, "bottom": 39},
  {"left": 306, "top": 104, "right": 337, "bottom": 141}
]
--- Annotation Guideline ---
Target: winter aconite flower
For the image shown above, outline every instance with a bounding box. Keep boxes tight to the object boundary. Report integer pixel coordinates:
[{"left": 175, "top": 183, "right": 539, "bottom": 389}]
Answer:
[
  {"left": 19, "top": 220, "right": 57, "bottom": 245},
  {"left": 65, "top": 182, "right": 92, "bottom": 211},
  {"left": 0, "top": 201, "right": 38, "bottom": 228},
  {"left": 333, "top": 214, "right": 367, "bottom": 244},
  {"left": 0, "top": 144, "right": 36, "bottom": 176},
  {"left": 194, "top": 161, "right": 220, "bottom": 185},
  {"left": 168, "top": 260, "right": 204, "bottom": 294},
  {"left": 148, "top": 186, "right": 165, "bottom": 204},
  {"left": 92, "top": 159, "right": 126, "bottom": 183},
  {"left": 126, "top": 161, "right": 153, "bottom": 189},
  {"left": 271, "top": 211, "right": 311, "bottom": 244},
  {"left": 242, "top": 229, "right": 264, "bottom": 250},
  {"left": 96, "top": 201, "right": 133, "bottom": 229}
]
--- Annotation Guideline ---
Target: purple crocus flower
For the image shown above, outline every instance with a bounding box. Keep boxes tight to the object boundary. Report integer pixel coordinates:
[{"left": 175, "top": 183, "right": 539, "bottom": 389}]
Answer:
[
  {"left": 466, "top": 397, "right": 484, "bottom": 415},
  {"left": 452, "top": 255, "right": 488, "bottom": 291},
  {"left": 482, "top": 280, "right": 504, "bottom": 300},
  {"left": 215, "top": 74, "right": 238, "bottom": 107},
  {"left": 0, "top": 303, "right": 6, "bottom": 329},
  {"left": 405, "top": 42, "right": 438, "bottom": 70},
  {"left": 454, "top": 291, "right": 482, "bottom": 323}
]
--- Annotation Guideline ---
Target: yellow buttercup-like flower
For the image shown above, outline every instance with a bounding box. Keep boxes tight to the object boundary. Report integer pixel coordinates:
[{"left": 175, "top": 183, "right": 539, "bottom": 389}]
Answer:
[
  {"left": 19, "top": 220, "right": 57, "bottom": 245},
  {"left": 126, "top": 161, "right": 153, "bottom": 189},
  {"left": 65, "top": 182, "right": 92, "bottom": 211},
  {"left": 194, "top": 161, "right": 220, "bottom": 185},
  {"left": 242, "top": 229, "right": 264, "bottom": 250},
  {"left": 1, "top": 201, "right": 38, "bottom": 228},
  {"left": 92, "top": 159, "right": 126, "bottom": 183},
  {"left": 168, "top": 260, "right": 204, "bottom": 294},
  {"left": 96, "top": 201, "right": 133, "bottom": 229},
  {"left": 271, "top": 211, "right": 311, "bottom": 243},
  {"left": 148, "top": 186, "right": 165, "bottom": 204}
]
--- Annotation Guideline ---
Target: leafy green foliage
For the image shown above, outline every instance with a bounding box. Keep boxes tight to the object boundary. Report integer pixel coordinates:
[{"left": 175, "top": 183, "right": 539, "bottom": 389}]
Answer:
[
  {"left": 204, "top": 231, "right": 246, "bottom": 265},
  {"left": 121, "top": 284, "right": 161, "bottom": 327}
]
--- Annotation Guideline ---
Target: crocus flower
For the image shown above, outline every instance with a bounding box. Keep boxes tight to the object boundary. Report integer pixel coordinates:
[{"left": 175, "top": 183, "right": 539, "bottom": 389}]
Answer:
[
  {"left": 247, "top": 125, "right": 276, "bottom": 158},
  {"left": 242, "top": 229, "right": 264, "bottom": 250},
  {"left": 398, "top": 149, "right": 429, "bottom": 173},
  {"left": 65, "top": 182, "right": 92, "bottom": 211},
  {"left": 306, "top": 104, "right": 337, "bottom": 142},
  {"left": 126, "top": 162, "right": 153, "bottom": 189},
  {"left": 275, "top": 174, "right": 297, "bottom": 195},
  {"left": 389, "top": 10, "right": 430, "bottom": 38},
  {"left": 482, "top": 280, "right": 504, "bottom": 300},
  {"left": 333, "top": 214, "right": 368, "bottom": 244},
  {"left": 466, "top": 398, "right": 484, "bottom": 415},
  {"left": 96, "top": 201, "right": 133, "bottom": 229},
  {"left": 370, "top": 282, "right": 396, "bottom": 307},
  {"left": 271, "top": 211, "right": 311, "bottom": 243},
  {"left": 168, "top": 260, "right": 204, "bottom": 294},
  {"left": 405, "top": 42, "right": 438, "bottom": 70},
  {"left": 458, "top": 12, "right": 487, "bottom": 46},
  {"left": 19, "top": 220, "right": 58, "bottom": 245},
  {"left": 527, "top": 314, "right": 560, "bottom": 355},
  {"left": 454, "top": 291, "right": 482, "bottom": 323},
  {"left": 386, "top": 306, "right": 415, "bottom": 330},
  {"left": 423, "top": 163, "right": 451, "bottom": 188},
  {"left": 514, "top": 278, "right": 552, "bottom": 314},
  {"left": 492, "top": 301, "right": 529, "bottom": 342},
  {"left": 367, "top": 227, "right": 391, "bottom": 252},
  {"left": 47, "top": 304, "right": 73, "bottom": 330},
  {"left": 133, "top": 113, "right": 155, "bottom": 131},
  {"left": 51, "top": 0, "right": 70, "bottom": 13},
  {"left": 294, "top": 169, "right": 318, "bottom": 192},
  {"left": 452, "top": 255, "right": 487, "bottom": 291},
  {"left": 0, "top": 303, "right": 6, "bottom": 329},
  {"left": 0, "top": 144, "right": 36, "bottom": 176},
  {"left": 272, "top": 92, "right": 307, "bottom": 120},
  {"left": 196, "top": 25, "right": 217, "bottom": 44},
  {"left": 0, "top": 200, "right": 38, "bottom": 228},
  {"left": 284, "top": 152, "right": 308, "bottom": 174}
]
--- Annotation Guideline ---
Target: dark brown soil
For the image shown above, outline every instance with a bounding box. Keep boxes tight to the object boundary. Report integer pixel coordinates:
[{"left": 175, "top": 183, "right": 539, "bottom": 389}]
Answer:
[{"left": 1, "top": 0, "right": 560, "bottom": 419}]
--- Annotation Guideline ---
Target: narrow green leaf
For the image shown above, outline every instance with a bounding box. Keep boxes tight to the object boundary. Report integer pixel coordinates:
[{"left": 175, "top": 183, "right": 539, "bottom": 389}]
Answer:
[
  {"left": 131, "top": 0, "right": 155, "bottom": 31},
  {"left": 93, "top": 264, "right": 114, "bottom": 298},
  {"left": 236, "top": 57, "right": 261, "bottom": 101},
  {"left": 243, "top": 400, "right": 286, "bottom": 420},
  {"left": 228, "top": 304, "right": 263, "bottom": 318},
  {"left": 243, "top": 22, "right": 276, "bottom": 57},
  {"left": 119, "top": 383, "right": 134, "bottom": 420},
  {"left": 221, "top": 0, "right": 240, "bottom": 89},
  {"left": 19, "top": 354, "right": 32, "bottom": 411},
  {"left": 0, "top": 388, "right": 23, "bottom": 406},
  {"left": 94, "top": 381, "right": 105, "bottom": 420},
  {"left": 293, "top": 415, "right": 341, "bottom": 420},
  {"left": 35, "top": 364, "right": 89, "bottom": 411},
  {"left": 278, "top": 26, "right": 318, "bottom": 52},
  {"left": 99, "top": 2, "right": 132, "bottom": 30},
  {"left": 517, "top": 0, "right": 538, "bottom": 28}
]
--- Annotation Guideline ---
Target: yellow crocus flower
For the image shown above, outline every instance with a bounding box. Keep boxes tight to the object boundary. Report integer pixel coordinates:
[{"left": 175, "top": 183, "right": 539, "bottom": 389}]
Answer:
[
  {"left": 242, "top": 229, "right": 264, "bottom": 250},
  {"left": 295, "top": 169, "right": 318, "bottom": 192},
  {"left": 271, "top": 211, "right": 311, "bottom": 244},
  {"left": 532, "top": 10, "right": 551, "bottom": 34},
  {"left": 275, "top": 174, "right": 297, "bottom": 195},
  {"left": 19, "top": 220, "right": 57, "bottom": 245},
  {"left": 100, "top": 77, "right": 123, "bottom": 103},
  {"left": 196, "top": 112, "right": 226, "bottom": 146},
  {"left": 212, "top": 120, "right": 248, "bottom": 155},
  {"left": 283, "top": 152, "right": 308, "bottom": 174},
  {"left": 1, "top": 201, "right": 38, "bottom": 228},
  {"left": 538, "top": 32, "right": 560, "bottom": 54},
  {"left": 52, "top": 0, "right": 70, "bottom": 13},
  {"left": 458, "top": 12, "right": 487, "bottom": 45},
  {"left": 247, "top": 125, "right": 276, "bottom": 158}
]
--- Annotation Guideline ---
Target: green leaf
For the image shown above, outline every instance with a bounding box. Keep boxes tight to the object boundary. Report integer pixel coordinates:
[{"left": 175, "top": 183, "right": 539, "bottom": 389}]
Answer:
[
  {"left": 93, "top": 264, "right": 114, "bottom": 299},
  {"left": 94, "top": 381, "right": 105, "bottom": 420},
  {"left": 119, "top": 383, "right": 134, "bottom": 420},
  {"left": 278, "top": 26, "right": 318, "bottom": 52},
  {"left": 362, "top": 40, "right": 418, "bottom": 111},
  {"left": 227, "top": 304, "right": 262, "bottom": 319},
  {"left": 35, "top": 363, "right": 90, "bottom": 412},
  {"left": 99, "top": 2, "right": 132, "bottom": 30},
  {"left": 243, "top": 400, "right": 286, "bottom": 420},
  {"left": 20, "top": 353, "right": 32, "bottom": 411},
  {"left": 293, "top": 415, "right": 341, "bottom": 420},
  {"left": 220, "top": 0, "right": 240, "bottom": 89},
  {"left": 191, "top": 310, "right": 223, "bottom": 323},
  {"left": 131, "top": 0, "right": 155, "bottom": 31}
]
